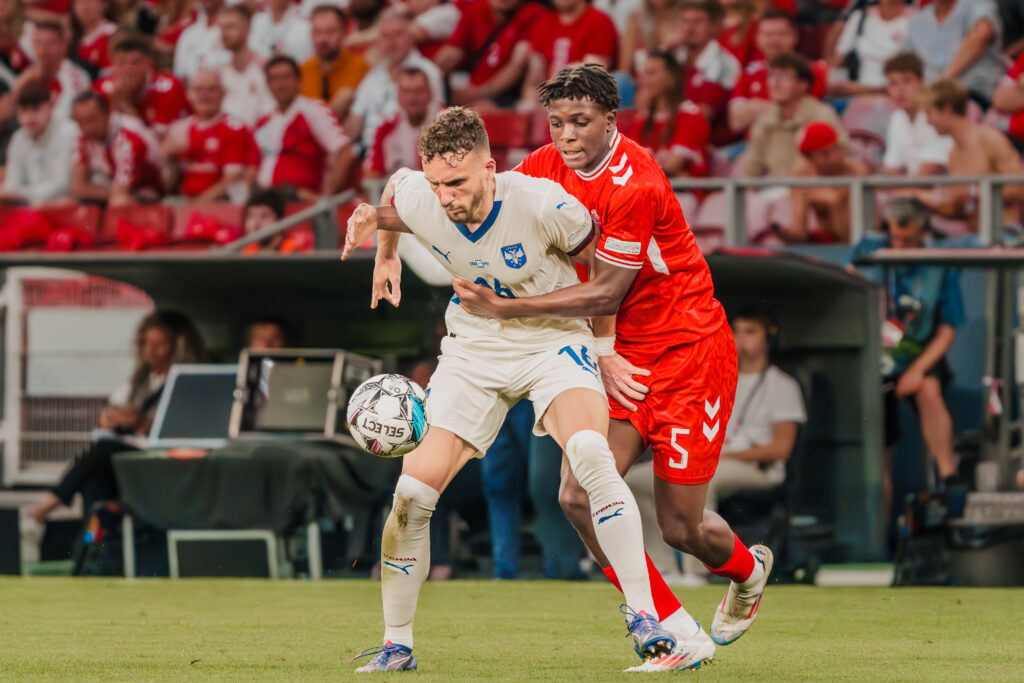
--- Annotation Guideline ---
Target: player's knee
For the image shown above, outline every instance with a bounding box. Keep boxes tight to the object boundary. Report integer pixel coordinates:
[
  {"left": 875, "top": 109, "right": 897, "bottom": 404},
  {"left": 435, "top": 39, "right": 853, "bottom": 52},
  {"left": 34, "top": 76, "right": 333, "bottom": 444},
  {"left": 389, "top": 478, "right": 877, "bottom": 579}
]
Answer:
[
  {"left": 564, "top": 429, "right": 616, "bottom": 493},
  {"left": 389, "top": 474, "right": 441, "bottom": 532},
  {"left": 659, "top": 512, "right": 702, "bottom": 555},
  {"left": 558, "top": 475, "right": 590, "bottom": 523}
]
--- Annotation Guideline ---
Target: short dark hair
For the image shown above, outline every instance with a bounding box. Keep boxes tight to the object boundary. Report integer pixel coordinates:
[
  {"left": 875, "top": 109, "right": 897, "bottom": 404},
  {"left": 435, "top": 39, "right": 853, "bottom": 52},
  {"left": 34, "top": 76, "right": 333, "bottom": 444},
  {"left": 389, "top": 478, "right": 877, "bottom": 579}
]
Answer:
[
  {"left": 678, "top": 0, "right": 724, "bottom": 22},
  {"left": 243, "top": 318, "right": 292, "bottom": 347},
  {"left": 72, "top": 89, "right": 110, "bottom": 113},
  {"left": 759, "top": 7, "right": 798, "bottom": 30},
  {"left": 244, "top": 188, "right": 287, "bottom": 221},
  {"left": 112, "top": 34, "right": 155, "bottom": 59},
  {"left": 923, "top": 78, "right": 969, "bottom": 117},
  {"left": 883, "top": 52, "right": 924, "bottom": 80},
  {"left": 310, "top": 4, "right": 345, "bottom": 24},
  {"left": 731, "top": 306, "right": 779, "bottom": 338},
  {"left": 768, "top": 52, "right": 814, "bottom": 87},
  {"left": 419, "top": 107, "right": 489, "bottom": 163},
  {"left": 538, "top": 63, "right": 621, "bottom": 113},
  {"left": 218, "top": 4, "right": 252, "bottom": 20},
  {"left": 265, "top": 54, "right": 300, "bottom": 78},
  {"left": 16, "top": 81, "right": 52, "bottom": 108},
  {"left": 33, "top": 20, "right": 65, "bottom": 38}
]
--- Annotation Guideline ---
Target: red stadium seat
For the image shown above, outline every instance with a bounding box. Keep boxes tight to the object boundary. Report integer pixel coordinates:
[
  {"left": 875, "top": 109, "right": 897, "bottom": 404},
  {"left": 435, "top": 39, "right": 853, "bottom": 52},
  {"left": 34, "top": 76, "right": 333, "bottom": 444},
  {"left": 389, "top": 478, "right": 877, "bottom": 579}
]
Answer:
[
  {"left": 171, "top": 203, "right": 243, "bottom": 243},
  {"left": 39, "top": 205, "right": 102, "bottom": 240},
  {"left": 100, "top": 204, "right": 173, "bottom": 246},
  {"left": 479, "top": 110, "right": 531, "bottom": 148},
  {"left": 615, "top": 110, "right": 637, "bottom": 136}
]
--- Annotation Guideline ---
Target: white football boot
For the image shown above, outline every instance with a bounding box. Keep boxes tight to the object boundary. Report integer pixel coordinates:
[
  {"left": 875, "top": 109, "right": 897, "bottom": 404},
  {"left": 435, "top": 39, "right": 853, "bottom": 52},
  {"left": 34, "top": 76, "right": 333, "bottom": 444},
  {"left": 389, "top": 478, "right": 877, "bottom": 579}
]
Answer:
[
  {"left": 624, "top": 623, "right": 715, "bottom": 672},
  {"left": 710, "top": 544, "right": 773, "bottom": 646}
]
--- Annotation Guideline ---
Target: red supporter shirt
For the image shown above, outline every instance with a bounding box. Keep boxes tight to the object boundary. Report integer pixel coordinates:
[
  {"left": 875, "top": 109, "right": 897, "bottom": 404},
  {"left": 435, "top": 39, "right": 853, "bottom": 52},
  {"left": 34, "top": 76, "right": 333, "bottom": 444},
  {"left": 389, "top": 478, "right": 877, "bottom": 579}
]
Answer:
[
  {"left": 95, "top": 72, "right": 190, "bottom": 135},
  {"left": 517, "top": 132, "right": 726, "bottom": 361},
  {"left": 732, "top": 57, "right": 829, "bottom": 102},
  {"left": 718, "top": 19, "right": 759, "bottom": 66},
  {"left": 168, "top": 114, "right": 257, "bottom": 197},
  {"left": 1006, "top": 53, "right": 1024, "bottom": 140},
  {"left": 254, "top": 95, "right": 349, "bottom": 192},
  {"left": 75, "top": 113, "right": 163, "bottom": 193},
  {"left": 446, "top": 0, "right": 549, "bottom": 85},
  {"left": 78, "top": 22, "right": 118, "bottom": 72},
  {"left": 529, "top": 6, "right": 618, "bottom": 78},
  {"left": 625, "top": 101, "right": 710, "bottom": 177}
]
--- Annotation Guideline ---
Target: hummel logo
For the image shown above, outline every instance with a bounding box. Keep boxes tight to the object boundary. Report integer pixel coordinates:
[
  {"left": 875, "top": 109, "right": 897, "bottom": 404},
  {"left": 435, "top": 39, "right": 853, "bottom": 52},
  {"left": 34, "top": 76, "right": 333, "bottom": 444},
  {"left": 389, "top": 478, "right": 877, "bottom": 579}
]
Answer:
[
  {"left": 612, "top": 166, "right": 633, "bottom": 186},
  {"left": 432, "top": 245, "right": 452, "bottom": 263},
  {"left": 383, "top": 561, "right": 414, "bottom": 574},
  {"left": 598, "top": 507, "right": 624, "bottom": 524}
]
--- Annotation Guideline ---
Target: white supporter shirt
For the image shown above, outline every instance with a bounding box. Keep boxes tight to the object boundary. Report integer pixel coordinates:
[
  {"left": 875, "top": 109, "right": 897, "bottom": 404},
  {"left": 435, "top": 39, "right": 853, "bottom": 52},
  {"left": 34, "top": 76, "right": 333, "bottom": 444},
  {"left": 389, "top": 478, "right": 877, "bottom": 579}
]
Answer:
[
  {"left": 883, "top": 108, "right": 953, "bottom": 174},
  {"left": 721, "top": 365, "right": 806, "bottom": 482},
  {"left": 413, "top": 3, "right": 461, "bottom": 42},
  {"left": 835, "top": 6, "right": 912, "bottom": 87},
  {"left": 53, "top": 60, "right": 93, "bottom": 120},
  {"left": 173, "top": 12, "right": 231, "bottom": 80},
  {"left": 350, "top": 50, "right": 443, "bottom": 151},
  {"left": 392, "top": 170, "right": 596, "bottom": 351},
  {"left": 249, "top": 9, "right": 313, "bottom": 62},
  {"left": 219, "top": 57, "right": 275, "bottom": 125},
  {"left": 2, "top": 116, "right": 78, "bottom": 204}
]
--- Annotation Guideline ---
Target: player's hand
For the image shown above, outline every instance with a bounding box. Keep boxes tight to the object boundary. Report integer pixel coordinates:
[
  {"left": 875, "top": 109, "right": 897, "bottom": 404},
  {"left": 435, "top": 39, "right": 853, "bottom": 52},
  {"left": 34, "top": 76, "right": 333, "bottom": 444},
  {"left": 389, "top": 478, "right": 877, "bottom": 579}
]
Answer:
[
  {"left": 371, "top": 254, "right": 402, "bottom": 308},
  {"left": 342, "top": 203, "right": 377, "bottom": 261},
  {"left": 452, "top": 277, "right": 507, "bottom": 319},
  {"left": 598, "top": 353, "right": 650, "bottom": 411},
  {"left": 895, "top": 367, "right": 924, "bottom": 399}
]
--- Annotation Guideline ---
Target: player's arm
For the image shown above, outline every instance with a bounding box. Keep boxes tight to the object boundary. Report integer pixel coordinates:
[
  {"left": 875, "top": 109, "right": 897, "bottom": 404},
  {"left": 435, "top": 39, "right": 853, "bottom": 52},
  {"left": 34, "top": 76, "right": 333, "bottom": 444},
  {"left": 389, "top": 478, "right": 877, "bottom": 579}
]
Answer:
[{"left": 342, "top": 169, "right": 415, "bottom": 260}]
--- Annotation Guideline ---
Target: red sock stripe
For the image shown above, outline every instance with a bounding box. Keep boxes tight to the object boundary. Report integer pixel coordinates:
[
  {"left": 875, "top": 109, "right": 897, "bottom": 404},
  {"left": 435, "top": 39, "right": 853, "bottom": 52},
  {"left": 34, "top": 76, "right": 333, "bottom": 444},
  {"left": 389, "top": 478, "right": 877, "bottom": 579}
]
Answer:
[
  {"left": 601, "top": 552, "right": 683, "bottom": 622},
  {"left": 704, "top": 533, "right": 755, "bottom": 583}
]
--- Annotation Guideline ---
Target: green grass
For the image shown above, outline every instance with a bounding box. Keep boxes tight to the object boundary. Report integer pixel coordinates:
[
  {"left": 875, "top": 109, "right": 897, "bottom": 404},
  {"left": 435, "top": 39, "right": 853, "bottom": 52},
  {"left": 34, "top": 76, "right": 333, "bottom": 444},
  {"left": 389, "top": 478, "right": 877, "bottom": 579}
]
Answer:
[{"left": 1, "top": 578, "right": 1023, "bottom": 681}]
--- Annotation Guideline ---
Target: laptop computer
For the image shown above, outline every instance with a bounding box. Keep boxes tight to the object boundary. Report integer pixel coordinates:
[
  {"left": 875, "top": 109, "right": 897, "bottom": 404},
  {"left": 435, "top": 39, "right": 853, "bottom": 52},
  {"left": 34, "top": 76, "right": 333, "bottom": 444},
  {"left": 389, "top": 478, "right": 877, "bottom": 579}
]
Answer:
[{"left": 147, "top": 364, "right": 238, "bottom": 449}]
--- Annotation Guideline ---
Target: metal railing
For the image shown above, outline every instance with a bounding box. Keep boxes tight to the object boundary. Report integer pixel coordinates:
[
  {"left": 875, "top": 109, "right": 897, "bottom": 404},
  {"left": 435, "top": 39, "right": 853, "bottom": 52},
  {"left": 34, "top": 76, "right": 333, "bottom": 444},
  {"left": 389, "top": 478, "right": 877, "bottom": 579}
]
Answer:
[
  {"left": 219, "top": 190, "right": 358, "bottom": 253},
  {"left": 669, "top": 174, "right": 1024, "bottom": 246}
]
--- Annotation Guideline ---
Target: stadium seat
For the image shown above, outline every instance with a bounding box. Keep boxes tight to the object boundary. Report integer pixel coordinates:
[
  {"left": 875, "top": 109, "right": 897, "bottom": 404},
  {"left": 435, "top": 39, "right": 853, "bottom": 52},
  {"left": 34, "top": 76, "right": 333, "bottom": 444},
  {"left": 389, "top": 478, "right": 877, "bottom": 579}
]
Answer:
[
  {"left": 615, "top": 109, "right": 637, "bottom": 136},
  {"left": 171, "top": 203, "right": 243, "bottom": 244},
  {"left": 100, "top": 204, "right": 173, "bottom": 246},
  {"left": 479, "top": 110, "right": 531, "bottom": 148},
  {"left": 40, "top": 205, "right": 102, "bottom": 240}
]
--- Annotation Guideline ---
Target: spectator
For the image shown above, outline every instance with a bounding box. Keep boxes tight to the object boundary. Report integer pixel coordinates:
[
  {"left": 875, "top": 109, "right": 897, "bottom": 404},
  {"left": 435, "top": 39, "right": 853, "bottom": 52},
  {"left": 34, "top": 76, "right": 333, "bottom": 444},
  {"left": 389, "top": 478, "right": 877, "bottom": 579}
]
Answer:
[
  {"left": 244, "top": 317, "right": 289, "bottom": 350},
  {"left": 827, "top": 0, "right": 913, "bottom": 96},
  {"left": 346, "top": 8, "right": 442, "bottom": 154},
  {"left": 240, "top": 186, "right": 286, "bottom": 250},
  {"left": 404, "top": 0, "right": 460, "bottom": 60},
  {"left": 216, "top": 5, "right": 273, "bottom": 125},
  {"left": 248, "top": 0, "right": 311, "bottom": 63},
  {"left": 525, "top": 0, "right": 618, "bottom": 82},
  {"left": 728, "top": 8, "right": 827, "bottom": 137},
  {"left": 70, "top": 90, "right": 162, "bottom": 206},
  {"left": 882, "top": 52, "right": 951, "bottom": 177},
  {"left": 344, "top": 0, "right": 388, "bottom": 57},
  {"left": 24, "top": 311, "right": 207, "bottom": 528},
  {"left": 902, "top": 0, "right": 1004, "bottom": 108},
  {"left": 72, "top": 0, "right": 118, "bottom": 74},
  {"left": 0, "top": 81, "right": 77, "bottom": 204},
  {"left": 784, "top": 120, "right": 868, "bottom": 242},
  {"left": 299, "top": 6, "right": 368, "bottom": 121},
  {"left": 741, "top": 52, "right": 847, "bottom": 178},
  {"left": 718, "top": 0, "right": 757, "bottom": 66},
  {"left": 154, "top": 0, "right": 194, "bottom": 61},
  {"left": 626, "top": 50, "right": 709, "bottom": 178},
  {"left": 847, "top": 197, "right": 965, "bottom": 504},
  {"left": 667, "top": 0, "right": 740, "bottom": 142},
  {"left": 163, "top": 69, "right": 256, "bottom": 203},
  {"left": 256, "top": 55, "right": 354, "bottom": 200},
  {"left": 364, "top": 65, "right": 438, "bottom": 178},
  {"left": 173, "top": 0, "right": 229, "bottom": 81},
  {"left": 0, "top": 0, "right": 32, "bottom": 78},
  {"left": 709, "top": 307, "right": 805, "bottom": 510},
  {"left": 113, "top": 0, "right": 160, "bottom": 37},
  {"left": 992, "top": 46, "right": 1024, "bottom": 150},
  {"left": 96, "top": 35, "right": 189, "bottom": 137},
  {"left": 620, "top": 0, "right": 681, "bottom": 76},
  {"left": 915, "top": 78, "right": 1024, "bottom": 229},
  {"left": 433, "top": 0, "right": 547, "bottom": 108},
  {"left": 16, "top": 21, "right": 91, "bottom": 120},
  {"left": 0, "top": 80, "right": 18, "bottom": 183}
]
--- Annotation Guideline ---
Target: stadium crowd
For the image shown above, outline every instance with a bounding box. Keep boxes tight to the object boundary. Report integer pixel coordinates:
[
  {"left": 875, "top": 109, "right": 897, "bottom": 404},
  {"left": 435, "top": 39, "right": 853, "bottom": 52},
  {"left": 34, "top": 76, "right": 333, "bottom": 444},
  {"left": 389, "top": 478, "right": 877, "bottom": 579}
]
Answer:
[{"left": 0, "top": 0, "right": 1019, "bottom": 248}]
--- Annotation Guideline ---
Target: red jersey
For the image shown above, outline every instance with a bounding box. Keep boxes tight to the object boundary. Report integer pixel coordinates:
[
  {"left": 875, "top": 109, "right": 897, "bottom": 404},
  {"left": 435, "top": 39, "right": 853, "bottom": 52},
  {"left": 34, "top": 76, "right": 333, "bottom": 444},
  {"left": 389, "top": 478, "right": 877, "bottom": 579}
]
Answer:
[
  {"left": 78, "top": 21, "right": 118, "bottom": 72},
  {"left": 446, "top": 0, "right": 549, "bottom": 86},
  {"left": 517, "top": 132, "right": 726, "bottom": 361},
  {"left": 74, "top": 113, "right": 163, "bottom": 194},
  {"left": 625, "top": 101, "right": 710, "bottom": 177},
  {"left": 168, "top": 114, "right": 257, "bottom": 197},
  {"left": 529, "top": 6, "right": 618, "bottom": 78},
  {"left": 718, "top": 19, "right": 759, "bottom": 66},
  {"left": 95, "top": 71, "right": 190, "bottom": 135},
  {"left": 1006, "top": 53, "right": 1024, "bottom": 140},
  {"left": 732, "top": 57, "right": 829, "bottom": 101}
]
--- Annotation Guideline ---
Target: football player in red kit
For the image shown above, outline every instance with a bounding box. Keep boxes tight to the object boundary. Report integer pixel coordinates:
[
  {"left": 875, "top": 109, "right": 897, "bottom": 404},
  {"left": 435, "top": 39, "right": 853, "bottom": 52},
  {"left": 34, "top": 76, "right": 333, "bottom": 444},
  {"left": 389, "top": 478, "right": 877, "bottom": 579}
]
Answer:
[{"left": 453, "top": 64, "right": 772, "bottom": 672}]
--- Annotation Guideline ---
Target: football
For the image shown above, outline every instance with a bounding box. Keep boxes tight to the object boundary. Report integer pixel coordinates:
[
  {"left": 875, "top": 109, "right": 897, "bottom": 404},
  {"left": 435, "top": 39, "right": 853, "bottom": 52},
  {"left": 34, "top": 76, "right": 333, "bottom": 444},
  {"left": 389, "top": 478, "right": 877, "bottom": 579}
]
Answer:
[{"left": 346, "top": 373, "right": 429, "bottom": 457}]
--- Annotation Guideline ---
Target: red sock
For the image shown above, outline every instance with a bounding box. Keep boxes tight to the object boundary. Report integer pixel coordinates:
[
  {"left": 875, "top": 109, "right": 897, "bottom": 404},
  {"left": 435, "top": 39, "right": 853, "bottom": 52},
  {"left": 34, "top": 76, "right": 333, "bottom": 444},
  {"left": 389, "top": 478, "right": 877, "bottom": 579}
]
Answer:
[
  {"left": 601, "top": 552, "right": 682, "bottom": 621},
  {"left": 703, "top": 533, "right": 755, "bottom": 583}
]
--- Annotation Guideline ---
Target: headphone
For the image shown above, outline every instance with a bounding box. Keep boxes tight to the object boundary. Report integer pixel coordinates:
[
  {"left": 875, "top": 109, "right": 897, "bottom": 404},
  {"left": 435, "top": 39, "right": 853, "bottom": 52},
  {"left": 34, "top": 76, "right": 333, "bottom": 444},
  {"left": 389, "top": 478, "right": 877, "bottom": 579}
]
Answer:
[{"left": 733, "top": 306, "right": 781, "bottom": 357}]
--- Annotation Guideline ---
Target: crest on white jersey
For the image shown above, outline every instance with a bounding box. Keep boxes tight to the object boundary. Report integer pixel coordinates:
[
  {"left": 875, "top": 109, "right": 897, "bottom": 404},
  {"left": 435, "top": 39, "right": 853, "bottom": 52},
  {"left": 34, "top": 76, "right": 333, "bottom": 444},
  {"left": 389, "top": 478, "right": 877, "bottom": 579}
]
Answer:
[{"left": 501, "top": 243, "right": 527, "bottom": 269}]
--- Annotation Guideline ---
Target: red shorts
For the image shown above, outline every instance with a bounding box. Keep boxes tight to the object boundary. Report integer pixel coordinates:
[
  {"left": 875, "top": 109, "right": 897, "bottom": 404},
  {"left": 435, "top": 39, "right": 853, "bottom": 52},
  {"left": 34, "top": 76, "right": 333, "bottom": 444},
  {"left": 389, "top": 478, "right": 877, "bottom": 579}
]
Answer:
[{"left": 610, "top": 324, "right": 737, "bottom": 485}]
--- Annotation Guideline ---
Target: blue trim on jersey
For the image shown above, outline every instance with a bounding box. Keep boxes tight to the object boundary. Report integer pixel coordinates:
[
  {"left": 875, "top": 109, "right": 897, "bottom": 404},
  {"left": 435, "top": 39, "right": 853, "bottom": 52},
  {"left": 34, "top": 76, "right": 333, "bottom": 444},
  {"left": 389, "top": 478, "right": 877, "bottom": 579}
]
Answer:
[
  {"left": 567, "top": 224, "right": 597, "bottom": 256},
  {"left": 455, "top": 201, "right": 502, "bottom": 243}
]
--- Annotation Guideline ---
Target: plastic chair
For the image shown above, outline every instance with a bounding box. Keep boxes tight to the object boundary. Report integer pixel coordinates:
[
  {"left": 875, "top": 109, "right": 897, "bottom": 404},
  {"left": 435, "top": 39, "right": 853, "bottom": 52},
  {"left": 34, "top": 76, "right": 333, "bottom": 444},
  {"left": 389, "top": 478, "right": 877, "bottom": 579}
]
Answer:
[{"left": 99, "top": 204, "right": 173, "bottom": 246}]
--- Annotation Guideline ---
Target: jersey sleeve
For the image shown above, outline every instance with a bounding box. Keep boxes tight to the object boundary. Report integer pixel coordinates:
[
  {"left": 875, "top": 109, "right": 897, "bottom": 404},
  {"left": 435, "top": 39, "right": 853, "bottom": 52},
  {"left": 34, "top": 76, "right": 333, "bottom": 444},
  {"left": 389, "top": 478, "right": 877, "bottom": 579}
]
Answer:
[
  {"left": 305, "top": 101, "right": 350, "bottom": 154},
  {"left": 111, "top": 132, "right": 140, "bottom": 188},
  {"left": 390, "top": 170, "right": 427, "bottom": 232},
  {"left": 594, "top": 185, "right": 655, "bottom": 270},
  {"left": 539, "top": 184, "right": 594, "bottom": 256}
]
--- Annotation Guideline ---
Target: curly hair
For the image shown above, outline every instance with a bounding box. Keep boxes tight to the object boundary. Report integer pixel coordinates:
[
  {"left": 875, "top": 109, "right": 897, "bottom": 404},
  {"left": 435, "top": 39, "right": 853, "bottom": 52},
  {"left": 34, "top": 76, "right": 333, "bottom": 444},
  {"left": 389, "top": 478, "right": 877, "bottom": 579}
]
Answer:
[
  {"left": 419, "top": 107, "right": 490, "bottom": 164},
  {"left": 538, "top": 64, "right": 621, "bottom": 113}
]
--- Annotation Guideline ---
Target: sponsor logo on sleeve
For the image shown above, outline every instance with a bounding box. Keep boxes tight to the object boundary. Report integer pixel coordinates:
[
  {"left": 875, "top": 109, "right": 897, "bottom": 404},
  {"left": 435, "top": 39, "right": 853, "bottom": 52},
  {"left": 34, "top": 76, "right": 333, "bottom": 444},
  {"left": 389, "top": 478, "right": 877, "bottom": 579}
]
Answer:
[{"left": 604, "top": 238, "right": 642, "bottom": 255}]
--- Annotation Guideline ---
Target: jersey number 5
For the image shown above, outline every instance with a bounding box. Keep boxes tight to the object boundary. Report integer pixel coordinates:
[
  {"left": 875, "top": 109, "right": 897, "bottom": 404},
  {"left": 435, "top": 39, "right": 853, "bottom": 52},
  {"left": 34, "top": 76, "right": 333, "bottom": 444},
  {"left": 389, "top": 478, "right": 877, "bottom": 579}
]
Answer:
[{"left": 668, "top": 427, "right": 689, "bottom": 469}]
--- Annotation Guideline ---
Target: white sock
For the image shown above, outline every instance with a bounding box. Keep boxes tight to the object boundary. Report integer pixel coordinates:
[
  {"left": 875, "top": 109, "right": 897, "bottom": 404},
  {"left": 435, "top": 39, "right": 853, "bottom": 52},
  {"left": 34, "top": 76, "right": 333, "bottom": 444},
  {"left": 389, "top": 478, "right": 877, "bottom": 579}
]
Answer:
[
  {"left": 662, "top": 608, "right": 701, "bottom": 640},
  {"left": 381, "top": 474, "right": 440, "bottom": 649},
  {"left": 566, "top": 430, "right": 657, "bottom": 616}
]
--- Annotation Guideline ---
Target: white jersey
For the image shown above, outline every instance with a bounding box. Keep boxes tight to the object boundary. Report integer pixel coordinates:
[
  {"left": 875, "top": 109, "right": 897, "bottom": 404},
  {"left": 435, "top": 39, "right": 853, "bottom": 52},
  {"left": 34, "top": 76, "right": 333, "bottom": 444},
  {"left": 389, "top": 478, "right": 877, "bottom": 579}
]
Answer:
[{"left": 392, "top": 169, "right": 596, "bottom": 352}]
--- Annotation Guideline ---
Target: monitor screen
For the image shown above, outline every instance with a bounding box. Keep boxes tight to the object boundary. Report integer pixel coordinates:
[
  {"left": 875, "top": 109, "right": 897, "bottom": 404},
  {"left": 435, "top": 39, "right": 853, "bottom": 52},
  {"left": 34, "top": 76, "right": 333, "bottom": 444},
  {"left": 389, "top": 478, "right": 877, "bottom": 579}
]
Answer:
[
  {"left": 153, "top": 369, "right": 236, "bottom": 442},
  {"left": 239, "top": 355, "right": 335, "bottom": 433}
]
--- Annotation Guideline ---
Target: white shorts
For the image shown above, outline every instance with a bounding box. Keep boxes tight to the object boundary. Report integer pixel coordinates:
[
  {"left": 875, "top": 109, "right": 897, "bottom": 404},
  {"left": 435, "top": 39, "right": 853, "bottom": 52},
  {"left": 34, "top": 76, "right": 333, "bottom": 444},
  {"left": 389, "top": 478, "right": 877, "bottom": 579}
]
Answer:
[{"left": 425, "top": 335, "right": 606, "bottom": 455}]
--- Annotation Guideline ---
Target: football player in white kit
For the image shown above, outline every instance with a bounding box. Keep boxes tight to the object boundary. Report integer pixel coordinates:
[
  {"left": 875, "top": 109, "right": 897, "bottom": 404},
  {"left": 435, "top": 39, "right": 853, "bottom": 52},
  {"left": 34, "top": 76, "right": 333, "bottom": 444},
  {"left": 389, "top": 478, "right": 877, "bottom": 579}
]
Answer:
[{"left": 342, "top": 107, "right": 674, "bottom": 673}]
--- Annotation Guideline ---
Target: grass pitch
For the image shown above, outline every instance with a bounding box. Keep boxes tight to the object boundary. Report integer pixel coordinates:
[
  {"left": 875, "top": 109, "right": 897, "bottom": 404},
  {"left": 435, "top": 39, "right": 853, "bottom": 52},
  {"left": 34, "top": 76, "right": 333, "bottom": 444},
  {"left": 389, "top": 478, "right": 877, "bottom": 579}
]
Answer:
[{"left": 1, "top": 578, "right": 1023, "bottom": 681}]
